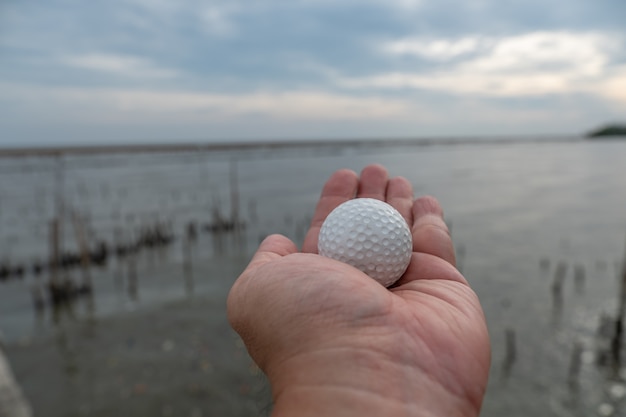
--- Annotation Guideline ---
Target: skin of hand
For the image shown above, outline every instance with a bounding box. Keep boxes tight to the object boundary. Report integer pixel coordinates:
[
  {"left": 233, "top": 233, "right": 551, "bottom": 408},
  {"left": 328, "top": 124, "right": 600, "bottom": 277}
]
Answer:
[{"left": 227, "top": 164, "right": 491, "bottom": 417}]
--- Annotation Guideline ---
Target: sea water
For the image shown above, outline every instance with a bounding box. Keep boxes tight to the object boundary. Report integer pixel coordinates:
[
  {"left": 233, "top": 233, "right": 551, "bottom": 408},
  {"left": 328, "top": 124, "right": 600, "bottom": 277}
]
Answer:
[{"left": 1, "top": 137, "right": 626, "bottom": 416}]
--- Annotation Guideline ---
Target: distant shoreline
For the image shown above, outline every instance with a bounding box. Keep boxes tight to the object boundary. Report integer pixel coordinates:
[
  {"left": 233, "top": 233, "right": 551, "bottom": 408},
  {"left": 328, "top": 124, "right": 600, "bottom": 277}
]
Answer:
[
  {"left": 587, "top": 124, "right": 626, "bottom": 139},
  {"left": 0, "top": 135, "right": 581, "bottom": 158}
]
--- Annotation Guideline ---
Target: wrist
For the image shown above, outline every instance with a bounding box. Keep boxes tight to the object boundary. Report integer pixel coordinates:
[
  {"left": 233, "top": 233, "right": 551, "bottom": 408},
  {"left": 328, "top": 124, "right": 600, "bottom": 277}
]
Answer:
[{"left": 266, "top": 338, "right": 481, "bottom": 417}]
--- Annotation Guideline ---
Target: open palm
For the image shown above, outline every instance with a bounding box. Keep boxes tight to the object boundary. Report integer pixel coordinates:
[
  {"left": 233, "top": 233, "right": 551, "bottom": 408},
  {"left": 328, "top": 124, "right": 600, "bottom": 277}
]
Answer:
[{"left": 228, "top": 164, "right": 490, "bottom": 416}]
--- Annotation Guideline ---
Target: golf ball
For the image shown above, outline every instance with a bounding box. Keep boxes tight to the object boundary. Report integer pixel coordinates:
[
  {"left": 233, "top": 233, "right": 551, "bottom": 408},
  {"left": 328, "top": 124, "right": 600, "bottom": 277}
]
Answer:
[{"left": 318, "top": 198, "right": 412, "bottom": 287}]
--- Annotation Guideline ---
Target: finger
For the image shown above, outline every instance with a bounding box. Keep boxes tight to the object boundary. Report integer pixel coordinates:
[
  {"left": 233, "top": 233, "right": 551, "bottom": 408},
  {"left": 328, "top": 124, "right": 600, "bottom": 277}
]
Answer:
[
  {"left": 411, "top": 196, "right": 456, "bottom": 266},
  {"left": 385, "top": 176, "right": 414, "bottom": 225},
  {"left": 393, "top": 252, "right": 468, "bottom": 288},
  {"left": 356, "top": 164, "right": 388, "bottom": 200},
  {"left": 302, "top": 169, "right": 358, "bottom": 253}
]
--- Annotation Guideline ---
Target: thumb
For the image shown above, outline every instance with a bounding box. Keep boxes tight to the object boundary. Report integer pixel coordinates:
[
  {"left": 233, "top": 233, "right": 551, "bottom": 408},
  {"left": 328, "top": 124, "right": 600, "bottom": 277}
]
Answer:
[
  {"left": 227, "top": 234, "right": 297, "bottom": 338},
  {"left": 228, "top": 234, "right": 298, "bottom": 312},
  {"left": 245, "top": 234, "right": 299, "bottom": 272}
]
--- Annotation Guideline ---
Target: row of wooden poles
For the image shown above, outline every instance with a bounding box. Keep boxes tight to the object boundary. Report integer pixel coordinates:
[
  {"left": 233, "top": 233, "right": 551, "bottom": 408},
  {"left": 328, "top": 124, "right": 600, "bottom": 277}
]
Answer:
[
  {"left": 1, "top": 157, "right": 244, "bottom": 283},
  {"left": 0, "top": 153, "right": 251, "bottom": 417},
  {"left": 25, "top": 211, "right": 244, "bottom": 319},
  {"left": 500, "top": 235, "right": 626, "bottom": 387},
  {"left": 1, "top": 156, "right": 246, "bottom": 331},
  {"left": 0, "top": 213, "right": 240, "bottom": 282}
]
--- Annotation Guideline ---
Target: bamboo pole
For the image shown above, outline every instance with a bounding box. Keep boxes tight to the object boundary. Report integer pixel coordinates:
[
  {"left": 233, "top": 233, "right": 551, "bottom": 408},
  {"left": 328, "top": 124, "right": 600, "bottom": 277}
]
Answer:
[
  {"left": 54, "top": 155, "right": 65, "bottom": 265},
  {"left": 567, "top": 342, "right": 583, "bottom": 389},
  {"left": 501, "top": 328, "right": 516, "bottom": 379},
  {"left": 182, "top": 235, "right": 194, "bottom": 296},
  {"left": 70, "top": 211, "right": 92, "bottom": 294},
  {"left": 610, "top": 233, "right": 626, "bottom": 370},
  {"left": 229, "top": 159, "right": 240, "bottom": 229},
  {"left": 48, "top": 219, "right": 60, "bottom": 287},
  {"left": 229, "top": 158, "right": 246, "bottom": 252},
  {"left": 551, "top": 261, "right": 567, "bottom": 322}
]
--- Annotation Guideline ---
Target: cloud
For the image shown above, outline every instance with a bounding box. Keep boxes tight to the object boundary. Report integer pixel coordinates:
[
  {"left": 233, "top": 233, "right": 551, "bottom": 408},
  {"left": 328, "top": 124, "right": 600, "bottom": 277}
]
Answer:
[
  {"left": 62, "top": 53, "right": 179, "bottom": 78},
  {"left": 598, "top": 66, "right": 626, "bottom": 104},
  {"left": 1, "top": 81, "right": 616, "bottom": 144},
  {"left": 1, "top": 0, "right": 625, "bottom": 145},
  {"left": 463, "top": 31, "right": 615, "bottom": 75},
  {"left": 382, "top": 37, "right": 485, "bottom": 60},
  {"left": 201, "top": 6, "right": 239, "bottom": 36},
  {"left": 0, "top": 83, "right": 418, "bottom": 123},
  {"left": 379, "top": 0, "right": 422, "bottom": 10},
  {"left": 345, "top": 31, "right": 625, "bottom": 101},
  {"left": 286, "top": 0, "right": 422, "bottom": 8}
]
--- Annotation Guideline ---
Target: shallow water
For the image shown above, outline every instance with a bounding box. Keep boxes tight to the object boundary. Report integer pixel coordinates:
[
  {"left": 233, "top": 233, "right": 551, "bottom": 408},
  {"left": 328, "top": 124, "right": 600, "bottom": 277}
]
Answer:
[{"left": 2, "top": 137, "right": 626, "bottom": 416}]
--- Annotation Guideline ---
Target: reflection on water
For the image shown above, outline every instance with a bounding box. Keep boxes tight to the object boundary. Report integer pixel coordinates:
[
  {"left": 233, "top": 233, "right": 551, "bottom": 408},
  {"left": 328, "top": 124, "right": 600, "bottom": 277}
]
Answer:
[{"left": 1, "top": 138, "right": 626, "bottom": 416}]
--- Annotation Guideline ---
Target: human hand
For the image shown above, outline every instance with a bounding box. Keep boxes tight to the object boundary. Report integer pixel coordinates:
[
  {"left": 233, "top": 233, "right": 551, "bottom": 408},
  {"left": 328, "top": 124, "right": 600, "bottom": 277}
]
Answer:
[{"left": 227, "top": 164, "right": 490, "bottom": 417}]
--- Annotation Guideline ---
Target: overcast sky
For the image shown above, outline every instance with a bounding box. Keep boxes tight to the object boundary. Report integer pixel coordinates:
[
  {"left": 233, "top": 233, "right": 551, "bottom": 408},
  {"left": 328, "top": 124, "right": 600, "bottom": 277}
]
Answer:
[{"left": 1, "top": 0, "right": 625, "bottom": 146}]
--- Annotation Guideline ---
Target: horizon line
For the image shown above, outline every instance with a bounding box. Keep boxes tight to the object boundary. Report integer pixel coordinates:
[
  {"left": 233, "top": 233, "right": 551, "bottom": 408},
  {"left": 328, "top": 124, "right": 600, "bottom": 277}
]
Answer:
[{"left": 0, "top": 134, "right": 584, "bottom": 158}]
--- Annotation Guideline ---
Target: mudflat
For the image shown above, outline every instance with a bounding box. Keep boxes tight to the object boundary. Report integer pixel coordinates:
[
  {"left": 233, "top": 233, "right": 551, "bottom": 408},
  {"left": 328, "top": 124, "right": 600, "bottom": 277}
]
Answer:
[{"left": 5, "top": 279, "right": 271, "bottom": 417}]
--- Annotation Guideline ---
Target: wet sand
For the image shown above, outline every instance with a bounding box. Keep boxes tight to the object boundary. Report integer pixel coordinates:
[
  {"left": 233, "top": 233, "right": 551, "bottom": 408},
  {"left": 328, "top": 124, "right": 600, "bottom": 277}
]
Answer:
[{"left": 4, "top": 265, "right": 271, "bottom": 417}]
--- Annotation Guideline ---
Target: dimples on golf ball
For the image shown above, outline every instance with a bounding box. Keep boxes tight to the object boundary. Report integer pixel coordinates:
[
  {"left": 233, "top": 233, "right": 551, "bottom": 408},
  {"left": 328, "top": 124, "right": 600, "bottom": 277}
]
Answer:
[{"left": 318, "top": 198, "right": 412, "bottom": 287}]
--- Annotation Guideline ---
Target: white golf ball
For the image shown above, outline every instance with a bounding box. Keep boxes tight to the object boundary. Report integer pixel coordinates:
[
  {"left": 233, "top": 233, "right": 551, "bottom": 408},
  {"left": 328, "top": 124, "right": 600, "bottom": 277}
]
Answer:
[{"left": 318, "top": 198, "right": 413, "bottom": 287}]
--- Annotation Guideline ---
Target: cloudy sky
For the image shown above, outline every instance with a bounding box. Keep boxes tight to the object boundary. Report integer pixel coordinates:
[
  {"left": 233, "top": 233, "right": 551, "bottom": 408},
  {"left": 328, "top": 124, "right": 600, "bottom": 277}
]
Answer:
[{"left": 1, "top": 0, "right": 625, "bottom": 146}]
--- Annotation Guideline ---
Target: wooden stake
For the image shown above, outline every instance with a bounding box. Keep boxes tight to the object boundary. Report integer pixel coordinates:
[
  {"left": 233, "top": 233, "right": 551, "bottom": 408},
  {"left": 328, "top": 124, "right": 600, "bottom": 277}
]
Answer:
[
  {"left": 229, "top": 159, "right": 240, "bottom": 229},
  {"left": 71, "top": 211, "right": 92, "bottom": 294},
  {"left": 567, "top": 342, "right": 583, "bottom": 389},
  {"left": 183, "top": 236, "right": 194, "bottom": 296},
  {"left": 501, "top": 328, "right": 517, "bottom": 378},
  {"left": 48, "top": 219, "right": 60, "bottom": 286},
  {"left": 611, "top": 232, "right": 626, "bottom": 369}
]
